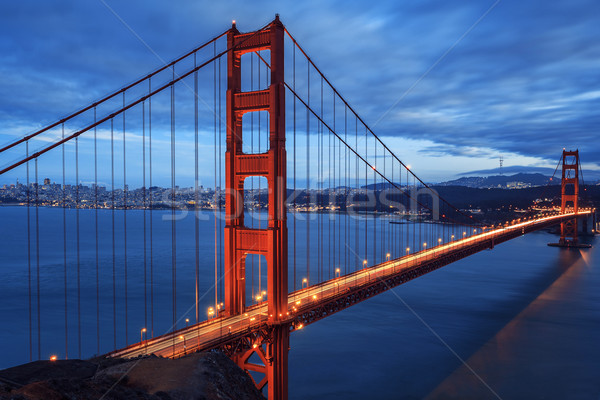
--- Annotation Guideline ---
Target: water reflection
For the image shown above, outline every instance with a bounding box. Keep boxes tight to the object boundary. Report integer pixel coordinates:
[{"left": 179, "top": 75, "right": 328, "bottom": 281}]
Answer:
[{"left": 425, "top": 246, "right": 598, "bottom": 399}]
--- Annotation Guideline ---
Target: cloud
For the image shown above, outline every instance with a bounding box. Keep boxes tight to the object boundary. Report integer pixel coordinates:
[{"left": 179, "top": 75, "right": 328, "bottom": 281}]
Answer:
[{"left": 0, "top": 0, "right": 599, "bottom": 186}]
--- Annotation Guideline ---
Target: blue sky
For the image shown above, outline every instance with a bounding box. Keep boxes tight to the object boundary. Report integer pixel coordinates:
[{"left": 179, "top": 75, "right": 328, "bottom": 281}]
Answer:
[{"left": 1, "top": 0, "right": 599, "bottom": 185}]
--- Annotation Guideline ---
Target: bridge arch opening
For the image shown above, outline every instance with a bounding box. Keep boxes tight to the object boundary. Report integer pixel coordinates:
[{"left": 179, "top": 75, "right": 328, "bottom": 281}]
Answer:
[
  {"left": 241, "top": 110, "right": 270, "bottom": 154},
  {"left": 243, "top": 176, "right": 269, "bottom": 229},
  {"left": 244, "top": 253, "right": 269, "bottom": 306},
  {"left": 240, "top": 50, "right": 271, "bottom": 92}
]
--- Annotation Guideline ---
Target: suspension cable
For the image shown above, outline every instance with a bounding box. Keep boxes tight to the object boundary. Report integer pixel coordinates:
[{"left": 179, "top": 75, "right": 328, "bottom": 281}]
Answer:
[
  {"left": 0, "top": 22, "right": 274, "bottom": 177},
  {"left": 284, "top": 82, "right": 475, "bottom": 228},
  {"left": 0, "top": 31, "right": 228, "bottom": 154},
  {"left": 253, "top": 49, "right": 479, "bottom": 228},
  {"left": 283, "top": 27, "right": 481, "bottom": 226}
]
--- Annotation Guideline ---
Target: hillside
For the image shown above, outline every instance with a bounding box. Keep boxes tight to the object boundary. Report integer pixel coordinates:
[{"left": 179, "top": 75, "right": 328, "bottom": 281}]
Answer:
[{"left": 437, "top": 173, "right": 556, "bottom": 188}]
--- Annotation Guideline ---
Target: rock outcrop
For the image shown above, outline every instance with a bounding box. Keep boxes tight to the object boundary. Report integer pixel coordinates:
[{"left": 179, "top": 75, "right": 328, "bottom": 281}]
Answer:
[{"left": 0, "top": 351, "right": 265, "bottom": 400}]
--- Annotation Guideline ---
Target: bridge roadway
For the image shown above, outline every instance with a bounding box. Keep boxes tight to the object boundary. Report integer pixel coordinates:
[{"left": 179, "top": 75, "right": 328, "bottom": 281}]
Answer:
[{"left": 108, "top": 211, "right": 591, "bottom": 360}]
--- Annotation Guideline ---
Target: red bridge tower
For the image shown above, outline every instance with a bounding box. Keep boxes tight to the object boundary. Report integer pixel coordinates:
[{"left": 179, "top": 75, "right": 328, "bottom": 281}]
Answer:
[
  {"left": 224, "top": 16, "right": 289, "bottom": 399},
  {"left": 559, "top": 149, "right": 579, "bottom": 246}
]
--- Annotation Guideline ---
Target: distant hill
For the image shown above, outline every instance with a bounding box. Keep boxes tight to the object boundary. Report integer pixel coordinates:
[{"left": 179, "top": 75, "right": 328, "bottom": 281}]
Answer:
[{"left": 437, "top": 173, "right": 557, "bottom": 188}]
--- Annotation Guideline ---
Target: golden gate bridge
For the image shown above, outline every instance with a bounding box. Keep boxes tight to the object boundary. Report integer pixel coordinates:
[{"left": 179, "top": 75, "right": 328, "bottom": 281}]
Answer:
[{"left": 0, "top": 15, "right": 595, "bottom": 399}]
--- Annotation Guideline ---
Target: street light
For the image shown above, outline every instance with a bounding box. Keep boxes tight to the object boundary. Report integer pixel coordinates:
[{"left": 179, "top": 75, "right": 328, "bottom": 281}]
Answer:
[
  {"left": 50, "top": 355, "right": 57, "bottom": 362},
  {"left": 179, "top": 335, "right": 186, "bottom": 354},
  {"left": 140, "top": 327, "right": 147, "bottom": 343},
  {"left": 185, "top": 318, "right": 189, "bottom": 328},
  {"left": 451, "top": 234, "right": 454, "bottom": 240},
  {"left": 363, "top": 259, "right": 368, "bottom": 268},
  {"left": 406, "top": 247, "right": 410, "bottom": 255},
  {"left": 207, "top": 307, "right": 214, "bottom": 319},
  {"left": 335, "top": 268, "right": 340, "bottom": 278},
  {"left": 386, "top": 253, "right": 391, "bottom": 261},
  {"left": 438, "top": 238, "right": 442, "bottom": 245},
  {"left": 302, "top": 278, "right": 308, "bottom": 289},
  {"left": 423, "top": 242, "right": 427, "bottom": 250}
]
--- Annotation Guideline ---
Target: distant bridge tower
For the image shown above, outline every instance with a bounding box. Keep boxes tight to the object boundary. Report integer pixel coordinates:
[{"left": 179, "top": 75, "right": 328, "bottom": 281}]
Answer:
[
  {"left": 224, "top": 16, "right": 289, "bottom": 399},
  {"left": 559, "top": 149, "right": 579, "bottom": 246}
]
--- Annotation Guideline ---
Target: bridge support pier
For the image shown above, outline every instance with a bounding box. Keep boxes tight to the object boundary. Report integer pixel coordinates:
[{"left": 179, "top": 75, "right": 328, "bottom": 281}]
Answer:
[
  {"left": 267, "top": 325, "right": 289, "bottom": 400},
  {"left": 231, "top": 324, "right": 289, "bottom": 399}
]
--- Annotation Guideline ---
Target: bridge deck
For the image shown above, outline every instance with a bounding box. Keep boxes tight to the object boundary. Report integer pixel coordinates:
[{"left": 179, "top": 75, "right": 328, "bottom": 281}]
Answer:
[{"left": 108, "top": 211, "right": 590, "bottom": 360}]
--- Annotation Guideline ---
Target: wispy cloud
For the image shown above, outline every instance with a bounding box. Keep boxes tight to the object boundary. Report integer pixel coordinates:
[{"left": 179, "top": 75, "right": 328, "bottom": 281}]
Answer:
[{"left": 1, "top": 0, "right": 598, "bottom": 183}]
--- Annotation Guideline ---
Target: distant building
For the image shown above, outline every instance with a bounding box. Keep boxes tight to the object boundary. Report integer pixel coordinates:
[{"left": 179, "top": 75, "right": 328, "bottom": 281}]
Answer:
[
  {"left": 44, "top": 178, "right": 51, "bottom": 186},
  {"left": 507, "top": 181, "right": 532, "bottom": 189}
]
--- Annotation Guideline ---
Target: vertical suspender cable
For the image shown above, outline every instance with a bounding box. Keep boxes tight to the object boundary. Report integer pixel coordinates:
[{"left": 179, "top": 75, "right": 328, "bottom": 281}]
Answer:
[
  {"left": 218, "top": 54, "right": 223, "bottom": 307},
  {"left": 318, "top": 77, "right": 323, "bottom": 282},
  {"left": 26, "top": 142, "right": 32, "bottom": 361},
  {"left": 293, "top": 44, "right": 296, "bottom": 292},
  {"left": 35, "top": 158, "right": 40, "bottom": 360},
  {"left": 383, "top": 150, "right": 386, "bottom": 260},
  {"left": 306, "top": 59, "right": 310, "bottom": 284},
  {"left": 399, "top": 163, "right": 402, "bottom": 258},
  {"left": 62, "top": 126, "right": 68, "bottom": 358},
  {"left": 258, "top": 52, "right": 262, "bottom": 294},
  {"left": 407, "top": 167, "right": 410, "bottom": 254},
  {"left": 94, "top": 107, "right": 99, "bottom": 354},
  {"left": 123, "top": 92, "right": 128, "bottom": 346},
  {"left": 331, "top": 95, "right": 335, "bottom": 280},
  {"left": 354, "top": 117, "right": 358, "bottom": 270},
  {"left": 251, "top": 52, "right": 255, "bottom": 299},
  {"left": 338, "top": 101, "right": 342, "bottom": 275},
  {"left": 344, "top": 106, "right": 348, "bottom": 275},
  {"left": 111, "top": 118, "right": 116, "bottom": 349},
  {"left": 321, "top": 78, "right": 324, "bottom": 281},
  {"left": 419, "top": 176, "right": 422, "bottom": 251},
  {"left": 251, "top": 53, "right": 255, "bottom": 298},
  {"left": 373, "top": 136, "right": 376, "bottom": 264},
  {"left": 364, "top": 127, "right": 367, "bottom": 263},
  {"left": 194, "top": 52, "right": 200, "bottom": 323},
  {"left": 414, "top": 175, "right": 416, "bottom": 253},
  {"left": 390, "top": 151, "right": 393, "bottom": 257},
  {"left": 171, "top": 68, "right": 176, "bottom": 338},
  {"left": 149, "top": 78, "right": 154, "bottom": 338},
  {"left": 213, "top": 43, "right": 218, "bottom": 316},
  {"left": 143, "top": 100, "right": 147, "bottom": 331},
  {"left": 76, "top": 136, "right": 81, "bottom": 358}
]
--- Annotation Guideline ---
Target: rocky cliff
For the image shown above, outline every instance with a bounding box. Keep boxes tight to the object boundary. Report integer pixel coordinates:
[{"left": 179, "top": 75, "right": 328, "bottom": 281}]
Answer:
[{"left": 0, "top": 351, "right": 265, "bottom": 400}]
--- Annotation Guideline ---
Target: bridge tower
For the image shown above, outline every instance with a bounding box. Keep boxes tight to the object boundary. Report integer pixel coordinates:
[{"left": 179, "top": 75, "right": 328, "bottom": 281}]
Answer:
[
  {"left": 224, "top": 16, "right": 289, "bottom": 398},
  {"left": 559, "top": 149, "right": 579, "bottom": 246}
]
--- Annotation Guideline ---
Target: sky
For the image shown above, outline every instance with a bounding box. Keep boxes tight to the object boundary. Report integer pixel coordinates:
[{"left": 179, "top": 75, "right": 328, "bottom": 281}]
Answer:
[{"left": 0, "top": 0, "right": 599, "bottom": 185}]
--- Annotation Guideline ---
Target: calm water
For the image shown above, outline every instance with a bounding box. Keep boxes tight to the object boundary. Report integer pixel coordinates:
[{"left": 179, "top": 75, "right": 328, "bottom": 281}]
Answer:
[{"left": 1, "top": 206, "right": 599, "bottom": 399}]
